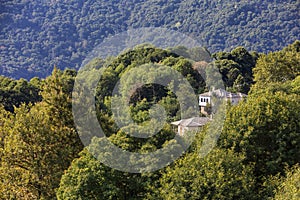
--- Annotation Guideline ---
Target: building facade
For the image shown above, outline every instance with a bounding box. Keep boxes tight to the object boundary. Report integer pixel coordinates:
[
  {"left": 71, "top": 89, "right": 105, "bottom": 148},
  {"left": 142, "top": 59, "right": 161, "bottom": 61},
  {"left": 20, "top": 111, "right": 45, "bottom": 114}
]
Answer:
[
  {"left": 199, "top": 89, "right": 247, "bottom": 114},
  {"left": 171, "top": 117, "right": 211, "bottom": 136}
]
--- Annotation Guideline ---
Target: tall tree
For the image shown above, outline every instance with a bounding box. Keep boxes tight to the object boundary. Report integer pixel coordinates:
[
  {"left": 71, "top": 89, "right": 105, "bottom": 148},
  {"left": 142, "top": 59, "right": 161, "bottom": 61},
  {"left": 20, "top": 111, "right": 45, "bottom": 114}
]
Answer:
[
  {"left": 253, "top": 42, "right": 300, "bottom": 88},
  {"left": 212, "top": 46, "right": 258, "bottom": 93},
  {"left": 219, "top": 79, "right": 300, "bottom": 199},
  {"left": 0, "top": 68, "right": 83, "bottom": 199},
  {"left": 158, "top": 147, "right": 256, "bottom": 199}
]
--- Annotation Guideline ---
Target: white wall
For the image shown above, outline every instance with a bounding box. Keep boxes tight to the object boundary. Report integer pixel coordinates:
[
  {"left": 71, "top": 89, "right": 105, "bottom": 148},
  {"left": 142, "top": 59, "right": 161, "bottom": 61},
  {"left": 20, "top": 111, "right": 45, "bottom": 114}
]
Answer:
[{"left": 199, "top": 96, "right": 211, "bottom": 107}]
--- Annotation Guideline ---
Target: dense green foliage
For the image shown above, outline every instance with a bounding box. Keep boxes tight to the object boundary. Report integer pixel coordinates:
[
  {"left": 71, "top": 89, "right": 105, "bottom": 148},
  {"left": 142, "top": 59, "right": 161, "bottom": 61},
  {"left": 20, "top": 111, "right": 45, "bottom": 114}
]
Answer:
[
  {"left": 274, "top": 165, "right": 300, "bottom": 200},
  {"left": 0, "top": 76, "right": 41, "bottom": 112},
  {"left": 0, "top": 41, "right": 299, "bottom": 199},
  {"left": 217, "top": 42, "right": 300, "bottom": 198},
  {"left": 253, "top": 40, "right": 300, "bottom": 89},
  {"left": 57, "top": 148, "right": 161, "bottom": 200},
  {"left": 158, "top": 147, "right": 256, "bottom": 199},
  {"left": 1, "top": 0, "right": 299, "bottom": 79},
  {"left": 0, "top": 69, "right": 83, "bottom": 199},
  {"left": 219, "top": 81, "right": 300, "bottom": 183},
  {"left": 212, "top": 46, "right": 258, "bottom": 93},
  {"left": 93, "top": 46, "right": 207, "bottom": 138}
]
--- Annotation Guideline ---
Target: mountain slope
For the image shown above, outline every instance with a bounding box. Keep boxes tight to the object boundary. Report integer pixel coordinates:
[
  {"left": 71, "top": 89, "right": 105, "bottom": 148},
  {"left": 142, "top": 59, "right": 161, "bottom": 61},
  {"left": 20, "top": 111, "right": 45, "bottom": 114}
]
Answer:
[{"left": 0, "top": 0, "right": 299, "bottom": 79}]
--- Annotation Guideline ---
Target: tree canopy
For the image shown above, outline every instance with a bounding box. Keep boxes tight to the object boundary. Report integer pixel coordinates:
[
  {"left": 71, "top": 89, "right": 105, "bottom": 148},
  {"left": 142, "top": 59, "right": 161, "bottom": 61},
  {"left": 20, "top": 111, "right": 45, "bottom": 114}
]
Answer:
[
  {"left": 274, "top": 165, "right": 300, "bottom": 200},
  {"left": 1, "top": 0, "right": 299, "bottom": 79},
  {"left": 0, "top": 69, "right": 83, "bottom": 199},
  {"left": 0, "top": 41, "right": 299, "bottom": 199}
]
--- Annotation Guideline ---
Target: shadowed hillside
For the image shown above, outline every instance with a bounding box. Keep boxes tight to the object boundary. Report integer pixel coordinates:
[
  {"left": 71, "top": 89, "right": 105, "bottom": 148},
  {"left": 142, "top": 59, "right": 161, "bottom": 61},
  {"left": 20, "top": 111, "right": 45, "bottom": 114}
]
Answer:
[{"left": 1, "top": 0, "right": 299, "bottom": 79}]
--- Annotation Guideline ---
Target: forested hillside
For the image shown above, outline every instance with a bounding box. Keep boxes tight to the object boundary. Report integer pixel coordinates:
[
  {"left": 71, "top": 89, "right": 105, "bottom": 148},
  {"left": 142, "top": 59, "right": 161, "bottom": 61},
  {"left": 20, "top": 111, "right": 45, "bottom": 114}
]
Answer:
[
  {"left": 1, "top": 0, "right": 299, "bottom": 79},
  {"left": 0, "top": 41, "right": 299, "bottom": 199}
]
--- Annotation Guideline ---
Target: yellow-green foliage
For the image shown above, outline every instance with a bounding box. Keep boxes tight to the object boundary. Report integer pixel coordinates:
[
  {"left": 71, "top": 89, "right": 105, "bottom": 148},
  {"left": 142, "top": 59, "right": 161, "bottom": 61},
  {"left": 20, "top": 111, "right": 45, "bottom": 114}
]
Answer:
[{"left": 274, "top": 165, "right": 300, "bottom": 200}]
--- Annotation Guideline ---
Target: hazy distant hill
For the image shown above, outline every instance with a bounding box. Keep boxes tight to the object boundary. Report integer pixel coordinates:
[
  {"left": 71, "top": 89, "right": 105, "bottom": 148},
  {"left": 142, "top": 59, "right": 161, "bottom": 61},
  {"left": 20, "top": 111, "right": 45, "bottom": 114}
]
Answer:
[{"left": 1, "top": 0, "right": 299, "bottom": 79}]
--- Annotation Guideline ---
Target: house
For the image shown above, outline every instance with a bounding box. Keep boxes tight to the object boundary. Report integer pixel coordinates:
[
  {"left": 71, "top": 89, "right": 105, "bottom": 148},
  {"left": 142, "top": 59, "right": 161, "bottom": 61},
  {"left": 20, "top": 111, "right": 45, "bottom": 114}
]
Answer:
[
  {"left": 171, "top": 117, "right": 211, "bottom": 136},
  {"left": 199, "top": 89, "right": 247, "bottom": 114},
  {"left": 170, "top": 89, "right": 246, "bottom": 135}
]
